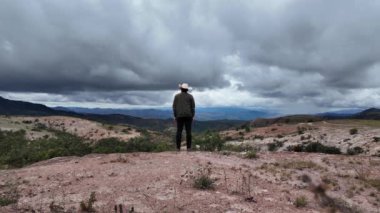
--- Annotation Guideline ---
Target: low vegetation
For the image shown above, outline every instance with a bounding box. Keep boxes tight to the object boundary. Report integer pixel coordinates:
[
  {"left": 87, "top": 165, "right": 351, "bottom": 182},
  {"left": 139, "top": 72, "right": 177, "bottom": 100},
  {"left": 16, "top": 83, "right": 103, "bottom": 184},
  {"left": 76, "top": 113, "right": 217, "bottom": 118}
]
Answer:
[
  {"left": 244, "top": 150, "right": 258, "bottom": 159},
  {"left": 193, "top": 131, "right": 224, "bottom": 151},
  {"left": 287, "top": 142, "right": 341, "bottom": 154},
  {"left": 0, "top": 129, "right": 91, "bottom": 168},
  {"left": 0, "top": 129, "right": 174, "bottom": 169},
  {"left": 93, "top": 136, "right": 174, "bottom": 154}
]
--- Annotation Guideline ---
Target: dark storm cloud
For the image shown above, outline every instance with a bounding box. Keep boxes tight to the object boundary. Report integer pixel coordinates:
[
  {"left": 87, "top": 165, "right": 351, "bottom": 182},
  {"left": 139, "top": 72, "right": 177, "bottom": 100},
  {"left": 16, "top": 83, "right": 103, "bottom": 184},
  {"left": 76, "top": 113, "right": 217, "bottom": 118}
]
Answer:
[
  {"left": 0, "top": 0, "right": 228, "bottom": 93},
  {"left": 1, "top": 0, "right": 380, "bottom": 109}
]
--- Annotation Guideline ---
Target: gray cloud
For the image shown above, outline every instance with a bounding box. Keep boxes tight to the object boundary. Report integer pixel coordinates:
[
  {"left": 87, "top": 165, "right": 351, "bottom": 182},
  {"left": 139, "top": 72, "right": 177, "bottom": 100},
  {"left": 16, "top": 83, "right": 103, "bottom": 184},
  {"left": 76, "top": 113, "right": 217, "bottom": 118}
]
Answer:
[{"left": 1, "top": 0, "right": 380, "bottom": 112}]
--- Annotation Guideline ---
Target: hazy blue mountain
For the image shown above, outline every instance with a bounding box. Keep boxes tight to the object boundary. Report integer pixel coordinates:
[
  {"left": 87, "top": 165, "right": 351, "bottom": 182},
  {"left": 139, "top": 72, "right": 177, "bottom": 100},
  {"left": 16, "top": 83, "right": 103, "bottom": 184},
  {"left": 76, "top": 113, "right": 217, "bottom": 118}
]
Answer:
[
  {"left": 354, "top": 108, "right": 380, "bottom": 120},
  {"left": 318, "top": 108, "right": 364, "bottom": 117},
  {"left": 54, "top": 106, "right": 276, "bottom": 121},
  {"left": 0, "top": 96, "right": 63, "bottom": 116}
]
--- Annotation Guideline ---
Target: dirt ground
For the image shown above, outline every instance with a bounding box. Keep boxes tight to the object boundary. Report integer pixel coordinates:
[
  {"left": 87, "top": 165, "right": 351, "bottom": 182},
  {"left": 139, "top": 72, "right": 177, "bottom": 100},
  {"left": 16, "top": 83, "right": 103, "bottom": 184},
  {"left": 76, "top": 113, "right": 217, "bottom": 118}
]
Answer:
[{"left": 1, "top": 151, "right": 379, "bottom": 212}]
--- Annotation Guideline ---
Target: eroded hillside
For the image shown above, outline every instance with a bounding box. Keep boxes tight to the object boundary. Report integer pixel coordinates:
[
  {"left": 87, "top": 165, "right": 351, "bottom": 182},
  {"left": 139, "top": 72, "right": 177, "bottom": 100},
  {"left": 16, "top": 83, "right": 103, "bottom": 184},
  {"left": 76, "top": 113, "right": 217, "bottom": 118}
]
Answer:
[
  {"left": 221, "top": 120, "right": 380, "bottom": 157},
  {"left": 0, "top": 116, "right": 140, "bottom": 142}
]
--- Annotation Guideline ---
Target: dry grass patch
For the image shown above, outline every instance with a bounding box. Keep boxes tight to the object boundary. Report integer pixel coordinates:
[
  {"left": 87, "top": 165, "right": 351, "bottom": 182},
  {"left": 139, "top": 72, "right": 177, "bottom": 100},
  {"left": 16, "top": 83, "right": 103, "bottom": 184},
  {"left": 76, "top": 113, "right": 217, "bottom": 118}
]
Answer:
[
  {"left": 294, "top": 195, "right": 308, "bottom": 208},
  {"left": 280, "top": 160, "right": 322, "bottom": 171},
  {"left": 365, "top": 179, "right": 380, "bottom": 191}
]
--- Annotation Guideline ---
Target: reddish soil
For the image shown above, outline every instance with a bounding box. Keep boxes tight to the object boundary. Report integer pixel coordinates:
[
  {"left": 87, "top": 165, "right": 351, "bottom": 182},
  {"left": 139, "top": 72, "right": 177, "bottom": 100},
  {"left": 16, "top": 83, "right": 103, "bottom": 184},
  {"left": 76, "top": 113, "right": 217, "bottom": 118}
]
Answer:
[{"left": 1, "top": 151, "right": 379, "bottom": 212}]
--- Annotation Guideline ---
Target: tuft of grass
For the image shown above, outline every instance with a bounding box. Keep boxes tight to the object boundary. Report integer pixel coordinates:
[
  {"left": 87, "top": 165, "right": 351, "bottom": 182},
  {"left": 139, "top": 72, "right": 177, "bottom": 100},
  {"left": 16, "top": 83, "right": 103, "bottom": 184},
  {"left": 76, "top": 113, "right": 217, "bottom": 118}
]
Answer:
[
  {"left": 222, "top": 144, "right": 256, "bottom": 152},
  {"left": 281, "top": 160, "right": 321, "bottom": 170},
  {"left": 349, "top": 128, "right": 358, "bottom": 135},
  {"left": 366, "top": 179, "right": 380, "bottom": 191},
  {"left": 193, "top": 175, "right": 215, "bottom": 190},
  {"left": 0, "top": 197, "right": 17, "bottom": 207},
  {"left": 294, "top": 196, "right": 308, "bottom": 208},
  {"left": 192, "top": 166, "right": 215, "bottom": 190},
  {"left": 0, "top": 181, "right": 19, "bottom": 207},
  {"left": 80, "top": 192, "right": 96, "bottom": 212},
  {"left": 244, "top": 150, "right": 258, "bottom": 159}
]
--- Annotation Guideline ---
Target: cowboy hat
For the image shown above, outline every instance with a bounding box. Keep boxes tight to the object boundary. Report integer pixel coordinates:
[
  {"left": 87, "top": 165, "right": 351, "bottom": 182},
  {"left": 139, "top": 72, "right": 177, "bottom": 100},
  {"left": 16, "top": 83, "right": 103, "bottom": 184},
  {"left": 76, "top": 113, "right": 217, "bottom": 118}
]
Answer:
[{"left": 178, "top": 83, "right": 189, "bottom": 89}]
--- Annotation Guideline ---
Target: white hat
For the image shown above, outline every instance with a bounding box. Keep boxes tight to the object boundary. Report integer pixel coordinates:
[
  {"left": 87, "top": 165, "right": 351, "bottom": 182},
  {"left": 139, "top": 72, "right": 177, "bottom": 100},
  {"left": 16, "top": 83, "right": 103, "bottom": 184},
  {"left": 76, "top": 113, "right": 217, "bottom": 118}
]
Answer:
[{"left": 179, "top": 83, "right": 189, "bottom": 89}]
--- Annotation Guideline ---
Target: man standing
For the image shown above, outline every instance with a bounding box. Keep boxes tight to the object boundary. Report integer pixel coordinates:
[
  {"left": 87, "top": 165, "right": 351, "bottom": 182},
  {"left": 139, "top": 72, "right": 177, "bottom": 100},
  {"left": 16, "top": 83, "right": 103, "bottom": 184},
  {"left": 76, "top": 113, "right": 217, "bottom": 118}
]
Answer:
[{"left": 173, "top": 83, "right": 195, "bottom": 151}]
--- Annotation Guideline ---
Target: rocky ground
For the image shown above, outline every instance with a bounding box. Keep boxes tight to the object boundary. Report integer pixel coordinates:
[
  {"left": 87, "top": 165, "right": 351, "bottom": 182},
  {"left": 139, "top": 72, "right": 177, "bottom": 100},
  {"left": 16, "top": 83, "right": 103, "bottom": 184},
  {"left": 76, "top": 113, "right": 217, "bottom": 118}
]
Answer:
[
  {"left": 1, "top": 151, "right": 379, "bottom": 212},
  {"left": 221, "top": 120, "right": 380, "bottom": 157}
]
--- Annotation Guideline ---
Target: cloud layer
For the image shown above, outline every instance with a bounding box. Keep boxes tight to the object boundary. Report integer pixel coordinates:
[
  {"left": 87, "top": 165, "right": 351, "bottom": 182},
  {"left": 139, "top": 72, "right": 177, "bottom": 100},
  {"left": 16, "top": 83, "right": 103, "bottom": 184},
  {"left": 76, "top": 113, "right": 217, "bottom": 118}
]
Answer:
[{"left": 1, "top": 0, "right": 380, "bottom": 112}]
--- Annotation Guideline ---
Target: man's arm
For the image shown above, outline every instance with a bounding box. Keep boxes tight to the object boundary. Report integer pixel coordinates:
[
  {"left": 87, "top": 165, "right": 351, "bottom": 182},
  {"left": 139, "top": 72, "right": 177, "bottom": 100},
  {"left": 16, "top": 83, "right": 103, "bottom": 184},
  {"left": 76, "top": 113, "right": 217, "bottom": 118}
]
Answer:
[
  {"left": 172, "top": 95, "right": 177, "bottom": 118},
  {"left": 191, "top": 95, "right": 195, "bottom": 118}
]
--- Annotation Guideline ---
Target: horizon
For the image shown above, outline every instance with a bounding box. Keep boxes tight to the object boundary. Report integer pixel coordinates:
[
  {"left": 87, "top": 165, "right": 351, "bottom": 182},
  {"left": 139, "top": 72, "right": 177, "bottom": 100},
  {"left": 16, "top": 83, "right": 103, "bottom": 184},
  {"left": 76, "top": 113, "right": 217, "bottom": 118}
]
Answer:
[
  {"left": 0, "top": 95, "right": 368, "bottom": 117},
  {"left": 1, "top": 1, "right": 380, "bottom": 114}
]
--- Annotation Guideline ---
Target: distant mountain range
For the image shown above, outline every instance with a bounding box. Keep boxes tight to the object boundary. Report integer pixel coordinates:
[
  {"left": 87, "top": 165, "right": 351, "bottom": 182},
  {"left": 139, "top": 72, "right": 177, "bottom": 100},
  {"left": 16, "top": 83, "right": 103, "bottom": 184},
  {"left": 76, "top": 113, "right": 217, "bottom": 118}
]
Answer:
[
  {"left": 54, "top": 106, "right": 276, "bottom": 121},
  {"left": 1, "top": 96, "right": 379, "bottom": 132},
  {"left": 0, "top": 96, "right": 59, "bottom": 116},
  {"left": 0, "top": 96, "right": 246, "bottom": 132}
]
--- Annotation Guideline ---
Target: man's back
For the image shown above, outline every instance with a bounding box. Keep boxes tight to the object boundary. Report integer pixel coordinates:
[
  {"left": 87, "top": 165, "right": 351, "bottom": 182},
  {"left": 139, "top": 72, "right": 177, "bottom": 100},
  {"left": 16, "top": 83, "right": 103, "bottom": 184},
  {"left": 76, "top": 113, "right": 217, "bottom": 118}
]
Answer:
[{"left": 173, "top": 92, "right": 195, "bottom": 118}]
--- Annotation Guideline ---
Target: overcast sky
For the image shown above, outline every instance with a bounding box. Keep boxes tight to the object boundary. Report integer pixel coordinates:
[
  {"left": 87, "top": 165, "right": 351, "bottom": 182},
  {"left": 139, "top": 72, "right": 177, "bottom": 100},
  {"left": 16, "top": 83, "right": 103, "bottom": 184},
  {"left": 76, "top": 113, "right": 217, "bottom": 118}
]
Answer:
[{"left": 1, "top": 0, "right": 380, "bottom": 114}]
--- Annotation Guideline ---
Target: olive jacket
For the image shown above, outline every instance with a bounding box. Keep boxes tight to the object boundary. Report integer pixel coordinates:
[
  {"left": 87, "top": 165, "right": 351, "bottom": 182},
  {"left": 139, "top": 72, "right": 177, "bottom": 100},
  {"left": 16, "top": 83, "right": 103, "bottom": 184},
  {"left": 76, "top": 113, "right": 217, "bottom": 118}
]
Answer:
[{"left": 172, "top": 92, "right": 195, "bottom": 118}]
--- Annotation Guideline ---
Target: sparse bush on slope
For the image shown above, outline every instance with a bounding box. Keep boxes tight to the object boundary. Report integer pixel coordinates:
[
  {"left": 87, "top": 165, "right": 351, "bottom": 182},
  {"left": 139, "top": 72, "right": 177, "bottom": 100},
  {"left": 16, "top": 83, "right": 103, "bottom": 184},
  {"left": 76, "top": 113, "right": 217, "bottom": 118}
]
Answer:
[
  {"left": 346, "top": 146, "right": 364, "bottom": 155},
  {"left": 287, "top": 142, "right": 341, "bottom": 154},
  {"left": 0, "top": 129, "right": 91, "bottom": 168},
  {"left": 0, "top": 128, "right": 174, "bottom": 168},
  {"left": 92, "top": 136, "right": 174, "bottom": 153}
]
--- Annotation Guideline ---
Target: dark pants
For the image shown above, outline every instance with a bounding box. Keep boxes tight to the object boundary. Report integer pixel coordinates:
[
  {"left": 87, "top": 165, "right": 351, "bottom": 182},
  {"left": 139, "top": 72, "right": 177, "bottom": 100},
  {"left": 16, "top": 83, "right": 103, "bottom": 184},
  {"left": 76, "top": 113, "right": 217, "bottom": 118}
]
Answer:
[{"left": 176, "top": 117, "right": 193, "bottom": 150}]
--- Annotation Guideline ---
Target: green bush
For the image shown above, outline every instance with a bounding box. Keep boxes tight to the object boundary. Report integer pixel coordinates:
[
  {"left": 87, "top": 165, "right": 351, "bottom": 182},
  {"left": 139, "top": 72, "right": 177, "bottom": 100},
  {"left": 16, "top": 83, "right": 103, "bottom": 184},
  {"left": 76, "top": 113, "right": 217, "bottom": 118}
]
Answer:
[
  {"left": 92, "top": 136, "right": 174, "bottom": 154},
  {"left": 0, "top": 128, "right": 177, "bottom": 169},
  {"left": 0, "top": 197, "right": 17, "bottom": 206},
  {"left": 346, "top": 146, "right": 364, "bottom": 155},
  {"left": 245, "top": 150, "right": 258, "bottom": 159},
  {"left": 294, "top": 196, "right": 307, "bottom": 208},
  {"left": 0, "top": 130, "right": 92, "bottom": 168},
  {"left": 287, "top": 142, "right": 341, "bottom": 155},
  {"left": 349, "top": 128, "right": 358, "bottom": 135},
  {"left": 193, "top": 132, "right": 224, "bottom": 151},
  {"left": 304, "top": 142, "right": 341, "bottom": 154},
  {"left": 267, "top": 140, "right": 284, "bottom": 151},
  {"left": 193, "top": 174, "right": 215, "bottom": 190}
]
